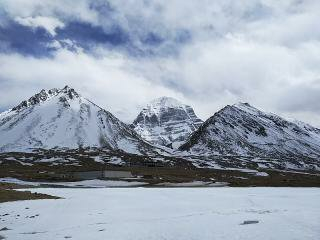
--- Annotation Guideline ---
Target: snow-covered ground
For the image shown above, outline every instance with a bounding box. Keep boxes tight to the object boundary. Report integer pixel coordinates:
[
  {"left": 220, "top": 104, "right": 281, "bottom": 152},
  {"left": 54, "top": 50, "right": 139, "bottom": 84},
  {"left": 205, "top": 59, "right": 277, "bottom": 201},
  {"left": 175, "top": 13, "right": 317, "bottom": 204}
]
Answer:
[
  {"left": 1, "top": 188, "right": 319, "bottom": 240},
  {"left": 0, "top": 177, "right": 148, "bottom": 188},
  {"left": 0, "top": 178, "right": 227, "bottom": 188},
  {"left": 156, "top": 181, "right": 229, "bottom": 187}
]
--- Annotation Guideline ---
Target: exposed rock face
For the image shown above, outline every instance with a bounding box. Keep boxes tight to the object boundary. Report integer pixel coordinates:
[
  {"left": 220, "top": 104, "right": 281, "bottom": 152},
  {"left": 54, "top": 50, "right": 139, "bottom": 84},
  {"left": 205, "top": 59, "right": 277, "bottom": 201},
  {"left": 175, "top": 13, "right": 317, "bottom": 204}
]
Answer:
[
  {"left": 132, "top": 97, "right": 203, "bottom": 148},
  {"left": 0, "top": 86, "right": 155, "bottom": 154},
  {"left": 179, "top": 103, "right": 320, "bottom": 159}
]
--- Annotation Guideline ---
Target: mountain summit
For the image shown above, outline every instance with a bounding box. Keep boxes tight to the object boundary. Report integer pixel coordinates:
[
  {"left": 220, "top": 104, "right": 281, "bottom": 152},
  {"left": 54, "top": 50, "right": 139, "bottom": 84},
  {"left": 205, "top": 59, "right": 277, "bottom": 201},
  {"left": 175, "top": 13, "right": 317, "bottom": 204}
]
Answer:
[
  {"left": 179, "top": 102, "right": 320, "bottom": 159},
  {"left": 132, "top": 96, "right": 203, "bottom": 148},
  {"left": 0, "top": 86, "right": 154, "bottom": 153}
]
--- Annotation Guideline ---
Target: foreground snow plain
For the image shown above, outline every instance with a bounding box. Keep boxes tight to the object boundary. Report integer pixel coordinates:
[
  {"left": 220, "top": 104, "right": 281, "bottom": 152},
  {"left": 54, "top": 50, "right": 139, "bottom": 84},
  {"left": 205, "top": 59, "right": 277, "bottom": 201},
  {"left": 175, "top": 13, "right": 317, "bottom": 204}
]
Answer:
[{"left": 1, "top": 188, "right": 319, "bottom": 240}]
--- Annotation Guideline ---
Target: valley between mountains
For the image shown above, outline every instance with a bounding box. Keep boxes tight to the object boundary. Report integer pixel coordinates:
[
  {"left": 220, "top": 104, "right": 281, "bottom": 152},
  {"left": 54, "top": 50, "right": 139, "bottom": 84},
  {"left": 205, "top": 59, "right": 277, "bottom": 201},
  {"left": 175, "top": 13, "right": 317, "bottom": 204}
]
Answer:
[{"left": 0, "top": 86, "right": 319, "bottom": 186}]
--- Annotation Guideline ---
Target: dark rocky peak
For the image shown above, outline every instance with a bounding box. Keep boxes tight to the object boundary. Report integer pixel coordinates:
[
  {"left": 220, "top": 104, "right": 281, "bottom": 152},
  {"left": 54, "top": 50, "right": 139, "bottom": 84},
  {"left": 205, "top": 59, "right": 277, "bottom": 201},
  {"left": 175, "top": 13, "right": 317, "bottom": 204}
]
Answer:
[
  {"left": 12, "top": 89, "right": 49, "bottom": 111},
  {"left": 232, "top": 102, "right": 260, "bottom": 113},
  {"left": 61, "top": 85, "right": 79, "bottom": 100},
  {"left": 48, "top": 88, "right": 59, "bottom": 95},
  {"left": 231, "top": 103, "right": 294, "bottom": 130},
  {"left": 12, "top": 85, "right": 80, "bottom": 111}
]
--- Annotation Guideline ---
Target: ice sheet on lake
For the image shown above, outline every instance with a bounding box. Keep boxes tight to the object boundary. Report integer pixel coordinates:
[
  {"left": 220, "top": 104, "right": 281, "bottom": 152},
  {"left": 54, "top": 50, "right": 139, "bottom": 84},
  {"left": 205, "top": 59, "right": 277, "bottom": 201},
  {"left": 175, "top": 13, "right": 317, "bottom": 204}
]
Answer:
[{"left": 0, "top": 178, "right": 147, "bottom": 188}]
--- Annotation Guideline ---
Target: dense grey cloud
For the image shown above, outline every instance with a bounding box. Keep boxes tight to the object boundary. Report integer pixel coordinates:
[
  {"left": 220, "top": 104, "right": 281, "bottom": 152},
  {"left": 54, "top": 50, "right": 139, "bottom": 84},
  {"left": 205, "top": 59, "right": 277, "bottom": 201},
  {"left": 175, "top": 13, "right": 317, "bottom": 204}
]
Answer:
[
  {"left": 276, "top": 80, "right": 320, "bottom": 119},
  {"left": 0, "top": 0, "right": 319, "bottom": 127}
]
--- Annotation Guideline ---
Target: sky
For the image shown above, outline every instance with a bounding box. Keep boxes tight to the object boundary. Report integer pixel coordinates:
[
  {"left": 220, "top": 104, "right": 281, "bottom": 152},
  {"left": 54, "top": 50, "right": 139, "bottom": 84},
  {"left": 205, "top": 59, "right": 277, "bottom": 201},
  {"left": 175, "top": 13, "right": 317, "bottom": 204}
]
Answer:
[{"left": 0, "top": 0, "right": 319, "bottom": 127}]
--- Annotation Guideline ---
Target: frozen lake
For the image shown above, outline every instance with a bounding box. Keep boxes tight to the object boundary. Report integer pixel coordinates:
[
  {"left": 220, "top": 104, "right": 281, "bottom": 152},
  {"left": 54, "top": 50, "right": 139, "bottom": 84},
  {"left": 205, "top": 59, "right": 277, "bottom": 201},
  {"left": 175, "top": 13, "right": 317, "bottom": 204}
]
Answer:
[{"left": 1, "top": 187, "right": 319, "bottom": 240}]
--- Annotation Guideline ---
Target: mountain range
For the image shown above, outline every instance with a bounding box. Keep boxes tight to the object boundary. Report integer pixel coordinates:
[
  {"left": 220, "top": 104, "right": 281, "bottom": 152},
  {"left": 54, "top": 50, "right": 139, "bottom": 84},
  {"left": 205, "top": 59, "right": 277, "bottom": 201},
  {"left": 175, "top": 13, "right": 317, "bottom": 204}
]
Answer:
[
  {"left": 0, "top": 86, "right": 156, "bottom": 154},
  {"left": 1, "top": 86, "right": 320, "bottom": 167}
]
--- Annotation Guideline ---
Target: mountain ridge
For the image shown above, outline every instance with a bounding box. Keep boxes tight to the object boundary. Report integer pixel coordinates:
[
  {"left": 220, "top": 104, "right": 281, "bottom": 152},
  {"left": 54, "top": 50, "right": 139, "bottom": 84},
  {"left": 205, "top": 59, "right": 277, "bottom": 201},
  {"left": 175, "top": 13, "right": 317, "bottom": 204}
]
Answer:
[{"left": 179, "top": 102, "right": 320, "bottom": 159}]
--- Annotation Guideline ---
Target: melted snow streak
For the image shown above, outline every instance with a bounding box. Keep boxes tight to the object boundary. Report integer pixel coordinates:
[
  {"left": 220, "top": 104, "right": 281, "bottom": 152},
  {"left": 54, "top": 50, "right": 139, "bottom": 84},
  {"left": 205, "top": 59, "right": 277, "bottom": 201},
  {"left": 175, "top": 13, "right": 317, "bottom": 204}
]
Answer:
[
  {"left": 0, "top": 86, "right": 156, "bottom": 155},
  {"left": 180, "top": 103, "right": 320, "bottom": 160},
  {"left": 132, "top": 96, "right": 203, "bottom": 148}
]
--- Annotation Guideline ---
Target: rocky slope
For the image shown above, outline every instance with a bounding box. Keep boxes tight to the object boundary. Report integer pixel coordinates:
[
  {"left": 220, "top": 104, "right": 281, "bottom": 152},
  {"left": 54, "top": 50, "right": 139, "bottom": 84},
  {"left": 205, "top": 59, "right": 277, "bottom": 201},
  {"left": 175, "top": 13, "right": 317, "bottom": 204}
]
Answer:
[
  {"left": 132, "top": 97, "right": 203, "bottom": 148},
  {"left": 179, "top": 103, "right": 320, "bottom": 160},
  {"left": 0, "top": 86, "right": 156, "bottom": 154}
]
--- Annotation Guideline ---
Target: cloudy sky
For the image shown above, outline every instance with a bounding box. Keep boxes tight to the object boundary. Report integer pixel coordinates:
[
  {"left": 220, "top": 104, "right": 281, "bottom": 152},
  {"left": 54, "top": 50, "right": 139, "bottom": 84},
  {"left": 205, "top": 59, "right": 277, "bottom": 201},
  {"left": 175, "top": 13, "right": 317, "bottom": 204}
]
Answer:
[{"left": 0, "top": 0, "right": 319, "bottom": 126}]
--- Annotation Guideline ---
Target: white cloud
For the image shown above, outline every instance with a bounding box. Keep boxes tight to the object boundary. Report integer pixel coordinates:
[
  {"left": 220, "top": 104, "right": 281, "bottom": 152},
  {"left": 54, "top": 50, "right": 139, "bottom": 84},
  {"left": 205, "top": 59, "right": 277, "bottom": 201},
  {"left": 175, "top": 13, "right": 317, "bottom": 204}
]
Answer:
[
  {"left": 14, "top": 16, "right": 64, "bottom": 36},
  {"left": 123, "top": 32, "right": 320, "bottom": 126},
  {"left": 0, "top": 0, "right": 320, "bottom": 127},
  {"left": 0, "top": 49, "right": 180, "bottom": 122},
  {"left": 1, "top": 0, "right": 99, "bottom": 24}
]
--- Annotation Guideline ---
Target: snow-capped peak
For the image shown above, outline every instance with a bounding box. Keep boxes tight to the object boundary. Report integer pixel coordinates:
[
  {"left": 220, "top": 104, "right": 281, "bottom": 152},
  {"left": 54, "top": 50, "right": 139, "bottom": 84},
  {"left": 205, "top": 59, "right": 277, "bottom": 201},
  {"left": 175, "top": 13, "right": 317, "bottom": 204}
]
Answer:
[
  {"left": 232, "top": 102, "right": 261, "bottom": 115},
  {"left": 180, "top": 102, "right": 320, "bottom": 159},
  {"left": 149, "top": 96, "right": 184, "bottom": 108},
  {"left": 0, "top": 86, "right": 156, "bottom": 154},
  {"left": 141, "top": 96, "right": 188, "bottom": 118},
  {"left": 12, "top": 85, "right": 79, "bottom": 111},
  {"left": 133, "top": 96, "right": 203, "bottom": 148}
]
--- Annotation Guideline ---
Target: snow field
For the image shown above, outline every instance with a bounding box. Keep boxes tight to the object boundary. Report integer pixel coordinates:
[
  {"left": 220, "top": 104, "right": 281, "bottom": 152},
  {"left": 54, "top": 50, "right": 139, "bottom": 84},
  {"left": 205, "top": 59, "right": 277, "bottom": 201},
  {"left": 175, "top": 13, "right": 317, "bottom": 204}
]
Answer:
[{"left": 1, "top": 187, "right": 319, "bottom": 240}]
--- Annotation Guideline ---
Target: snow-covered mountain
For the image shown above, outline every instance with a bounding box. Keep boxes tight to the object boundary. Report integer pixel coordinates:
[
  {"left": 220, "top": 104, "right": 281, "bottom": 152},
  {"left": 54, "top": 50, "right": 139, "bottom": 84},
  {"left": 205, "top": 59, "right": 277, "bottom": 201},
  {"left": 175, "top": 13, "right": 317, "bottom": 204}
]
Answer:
[
  {"left": 0, "top": 86, "right": 155, "bottom": 154},
  {"left": 132, "top": 97, "right": 203, "bottom": 148},
  {"left": 179, "top": 103, "right": 320, "bottom": 159}
]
